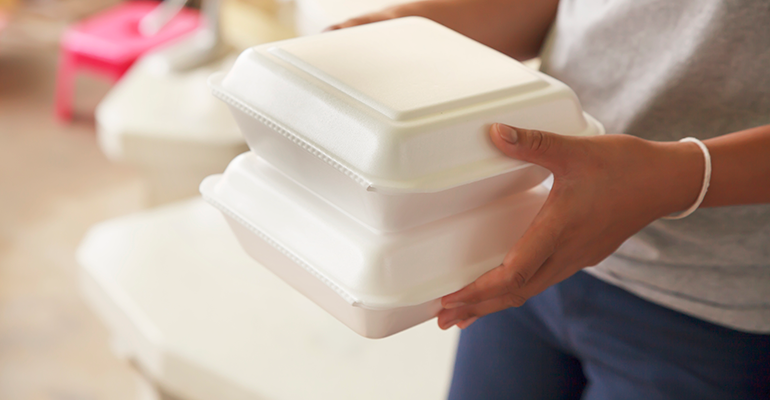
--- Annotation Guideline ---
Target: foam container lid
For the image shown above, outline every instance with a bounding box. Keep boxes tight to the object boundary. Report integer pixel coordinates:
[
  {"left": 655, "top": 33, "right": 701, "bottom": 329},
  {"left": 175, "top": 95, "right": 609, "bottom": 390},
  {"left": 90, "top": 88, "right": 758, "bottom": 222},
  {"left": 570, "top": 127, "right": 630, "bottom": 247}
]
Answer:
[{"left": 209, "top": 16, "right": 603, "bottom": 194}]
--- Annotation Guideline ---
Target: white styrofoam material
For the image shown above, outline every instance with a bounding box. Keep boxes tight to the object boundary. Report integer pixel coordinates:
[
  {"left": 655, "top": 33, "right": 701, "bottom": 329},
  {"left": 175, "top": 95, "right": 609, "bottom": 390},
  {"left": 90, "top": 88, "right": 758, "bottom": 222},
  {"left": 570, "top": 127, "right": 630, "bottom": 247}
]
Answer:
[
  {"left": 77, "top": 198, "right": 458, "bottom": 400},
  {"left": 96, "top": 44, "right": 248, "bottom": 204},
  {"left": 210, "top": 17, "right": 602, "bottom": 230},
  {"left": 98, "top": 50, "right": 244, "bottom": 161},
  {"left": 200, "top": 152, "right": 548, "bottom": 338}
]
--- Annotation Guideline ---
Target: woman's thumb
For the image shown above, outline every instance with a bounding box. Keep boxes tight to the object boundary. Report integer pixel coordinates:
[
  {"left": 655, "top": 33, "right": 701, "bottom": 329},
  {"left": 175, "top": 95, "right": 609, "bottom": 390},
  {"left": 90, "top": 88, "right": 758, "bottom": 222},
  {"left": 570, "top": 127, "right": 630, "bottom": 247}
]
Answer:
[{"left": 490, "top": 123, "right": 569, "bottom": 174}]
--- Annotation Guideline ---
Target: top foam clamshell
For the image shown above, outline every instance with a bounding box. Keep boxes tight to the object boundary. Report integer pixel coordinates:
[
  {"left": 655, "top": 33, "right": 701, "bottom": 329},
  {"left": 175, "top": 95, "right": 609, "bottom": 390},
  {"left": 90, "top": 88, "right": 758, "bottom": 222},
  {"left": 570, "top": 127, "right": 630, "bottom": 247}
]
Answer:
[{"left": 209, "top": 17, "right": 604, "bottom": 232}]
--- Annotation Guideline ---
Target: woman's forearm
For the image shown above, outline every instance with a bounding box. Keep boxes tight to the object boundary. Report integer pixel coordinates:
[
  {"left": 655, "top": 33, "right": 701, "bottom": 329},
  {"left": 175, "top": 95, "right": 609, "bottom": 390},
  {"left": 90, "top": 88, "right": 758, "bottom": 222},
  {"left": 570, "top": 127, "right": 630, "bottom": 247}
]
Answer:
[
  {"left": 421, "top": 0, "right": 560, "bottom": 60},
  {"left": 700, "top": 124, "right": 770, "bottom": 207},
  {"left": 658, "top": 123, "right": 770, "bottom": 215},
  {"left": 331, "top": 0, "right": 560, "bottom": 60}
]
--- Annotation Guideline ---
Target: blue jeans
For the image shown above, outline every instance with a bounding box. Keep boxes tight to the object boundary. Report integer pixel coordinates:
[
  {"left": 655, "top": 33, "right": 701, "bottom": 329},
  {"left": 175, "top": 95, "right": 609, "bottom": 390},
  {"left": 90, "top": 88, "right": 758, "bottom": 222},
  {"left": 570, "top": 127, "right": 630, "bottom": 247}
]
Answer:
[{"left": 448, "top": 271, "right": 770, "bottom": 400}]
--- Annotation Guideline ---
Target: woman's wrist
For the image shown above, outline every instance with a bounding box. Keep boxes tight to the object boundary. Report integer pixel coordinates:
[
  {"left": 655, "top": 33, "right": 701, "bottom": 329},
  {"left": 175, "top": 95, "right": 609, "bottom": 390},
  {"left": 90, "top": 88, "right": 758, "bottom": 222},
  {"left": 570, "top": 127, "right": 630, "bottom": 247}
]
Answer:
[{"left": 650, "top": 139, "right": 706, "bottom": 218}]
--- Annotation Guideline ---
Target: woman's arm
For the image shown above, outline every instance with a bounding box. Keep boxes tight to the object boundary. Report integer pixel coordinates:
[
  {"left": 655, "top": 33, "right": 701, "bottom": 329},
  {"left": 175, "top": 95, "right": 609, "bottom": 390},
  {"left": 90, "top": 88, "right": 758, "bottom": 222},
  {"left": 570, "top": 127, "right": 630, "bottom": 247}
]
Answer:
[
  {"left": 437, "top": 123, "right": 770, "bottom": 330},
  {"left": 701, "top": 124, "right": 770, "bottom": 207},
  {"left": 327, "top": 0, "right": 560, "bottom": 60}
]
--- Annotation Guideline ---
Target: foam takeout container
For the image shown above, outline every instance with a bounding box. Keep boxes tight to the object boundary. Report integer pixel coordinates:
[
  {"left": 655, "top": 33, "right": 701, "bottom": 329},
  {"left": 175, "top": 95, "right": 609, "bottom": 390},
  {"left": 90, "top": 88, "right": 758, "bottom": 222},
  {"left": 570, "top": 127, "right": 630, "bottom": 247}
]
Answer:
[
  {"left": 201, "top": 153, "right": 548, "bottom": 338},
  {"left": 208, "top": 17, "right": 602, "bottom": 231}
]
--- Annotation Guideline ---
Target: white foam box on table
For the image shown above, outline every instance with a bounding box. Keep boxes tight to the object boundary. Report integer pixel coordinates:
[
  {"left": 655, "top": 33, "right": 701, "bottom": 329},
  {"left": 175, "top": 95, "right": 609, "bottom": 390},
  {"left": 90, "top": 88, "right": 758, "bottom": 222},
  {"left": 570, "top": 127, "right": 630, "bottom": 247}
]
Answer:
[
  {"left": 77, "top": 198, "right": 458, "bottom": 400},
  {"left": 209, "top": 17, "right": 603, "bottom": 231},
  {"left": 200, "top": 152, "right": 549, "bottom": 338},
  {"left": 96, "top": 39, "right": 248, "bottom": 205}
]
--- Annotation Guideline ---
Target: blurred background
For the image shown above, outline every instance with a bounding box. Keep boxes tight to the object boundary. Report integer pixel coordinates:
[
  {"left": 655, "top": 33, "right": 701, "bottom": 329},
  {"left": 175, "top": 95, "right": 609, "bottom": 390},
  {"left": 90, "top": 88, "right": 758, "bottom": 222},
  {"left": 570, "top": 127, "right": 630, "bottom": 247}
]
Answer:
[
  {"left": 0, "top": 0, "right": 465, "bottom": 399},
  {"left": 1, "top": 0, "right": 144, "bottom": 398}
]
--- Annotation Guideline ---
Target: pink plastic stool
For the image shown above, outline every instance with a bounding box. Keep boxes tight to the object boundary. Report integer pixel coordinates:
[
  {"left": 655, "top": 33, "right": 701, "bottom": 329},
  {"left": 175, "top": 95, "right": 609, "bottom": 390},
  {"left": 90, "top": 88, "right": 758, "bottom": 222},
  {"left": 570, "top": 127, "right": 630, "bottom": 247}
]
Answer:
[{"left": 55, "top": 1, "right": 200, "bottom": 121}]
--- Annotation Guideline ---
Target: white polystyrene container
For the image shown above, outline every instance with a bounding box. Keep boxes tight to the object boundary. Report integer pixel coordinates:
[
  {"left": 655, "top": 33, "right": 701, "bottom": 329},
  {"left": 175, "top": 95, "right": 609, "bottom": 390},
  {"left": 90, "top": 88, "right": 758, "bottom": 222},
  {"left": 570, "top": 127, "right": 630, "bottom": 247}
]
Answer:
[
  {"left": 209, "top": 17, "right": 601, "bottom": 231},
  {"left": 97, "top": 46, "right": 247, "bottom": 205},
  {"left": 200, "top": 152, "right": 548, "bottom": 338}
]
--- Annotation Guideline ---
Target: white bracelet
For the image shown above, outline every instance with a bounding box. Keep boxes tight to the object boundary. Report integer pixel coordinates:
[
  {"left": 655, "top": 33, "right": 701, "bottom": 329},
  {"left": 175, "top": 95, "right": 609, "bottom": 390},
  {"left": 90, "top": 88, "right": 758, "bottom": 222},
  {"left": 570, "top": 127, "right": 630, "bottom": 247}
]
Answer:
[{"left": 662, "top": 137, "right": 712, "bottom": 220}]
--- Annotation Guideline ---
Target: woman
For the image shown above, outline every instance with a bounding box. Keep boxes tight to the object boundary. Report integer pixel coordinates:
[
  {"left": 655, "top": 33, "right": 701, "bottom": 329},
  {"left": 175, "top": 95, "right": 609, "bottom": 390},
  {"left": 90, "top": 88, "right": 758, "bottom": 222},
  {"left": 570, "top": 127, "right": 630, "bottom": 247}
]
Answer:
[{"left": 331, "top": 1, "right": 770, "bottom": 399}]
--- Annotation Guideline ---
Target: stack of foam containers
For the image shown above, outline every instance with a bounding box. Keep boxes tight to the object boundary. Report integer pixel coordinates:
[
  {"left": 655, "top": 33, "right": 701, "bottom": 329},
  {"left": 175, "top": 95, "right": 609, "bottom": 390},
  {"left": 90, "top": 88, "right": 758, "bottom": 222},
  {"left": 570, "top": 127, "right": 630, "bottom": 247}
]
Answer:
[{"left": 201, "top": 17, "right": 604, "bottom": 338}]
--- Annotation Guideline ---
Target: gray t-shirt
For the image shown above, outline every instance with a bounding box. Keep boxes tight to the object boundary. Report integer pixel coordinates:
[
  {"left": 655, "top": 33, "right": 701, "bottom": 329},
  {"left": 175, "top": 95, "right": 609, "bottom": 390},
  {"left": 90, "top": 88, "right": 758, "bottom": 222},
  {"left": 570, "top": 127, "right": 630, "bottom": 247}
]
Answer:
[{"left": 540, "top": 0, "right": 770, "bottom": 333}]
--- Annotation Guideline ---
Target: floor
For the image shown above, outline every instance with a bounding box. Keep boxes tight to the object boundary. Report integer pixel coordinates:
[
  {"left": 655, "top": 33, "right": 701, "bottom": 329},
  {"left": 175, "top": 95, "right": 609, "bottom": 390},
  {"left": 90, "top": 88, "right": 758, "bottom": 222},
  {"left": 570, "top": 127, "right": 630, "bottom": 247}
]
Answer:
[{"left": 0, "top": 46, "right": 146, "bottom": 400}]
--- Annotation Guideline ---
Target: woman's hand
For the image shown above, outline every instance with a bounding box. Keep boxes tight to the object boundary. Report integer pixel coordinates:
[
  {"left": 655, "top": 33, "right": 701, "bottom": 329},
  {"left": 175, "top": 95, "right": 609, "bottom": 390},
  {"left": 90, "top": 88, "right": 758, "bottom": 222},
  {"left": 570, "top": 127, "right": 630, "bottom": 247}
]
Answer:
[{"left": 438, "top": 124, "right": 705, "bottom": 330}]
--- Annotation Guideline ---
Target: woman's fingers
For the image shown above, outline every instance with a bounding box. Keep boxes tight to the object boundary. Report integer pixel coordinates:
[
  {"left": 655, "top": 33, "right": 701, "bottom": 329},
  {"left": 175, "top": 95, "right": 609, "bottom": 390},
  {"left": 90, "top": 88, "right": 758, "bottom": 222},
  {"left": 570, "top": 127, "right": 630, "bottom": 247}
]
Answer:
[
  {"left": 440, "top": 264, "right": 527, "bottom": 310},
  {"left": 490, "top": 123, "right": 577, "bottom": 176},
  {"left": 437, "top": 265, "right": 557, "bottom": 329},
  {"left": 438, "top": 256, "right": 576, "bottom": 330},
  {"left": 455, "top": 317, "right": 478, "bottom": 330},
  {"left": 439, "top": 123, "right": 575, "bottom": 308},
  {"left": 435, "top": 123, "right": 585, "bottom": 329},
  {"left": 441, "top": 198, "right": 563, "bottom": 308},
  {"left": 325, "top": 15, "right": 386, "bottom": 31},
  {"left": 324, "top": 5, "right": 405, "bottom": 31},
  {"left": 438, "top": 294, "right": 520, "bottom": 329}
]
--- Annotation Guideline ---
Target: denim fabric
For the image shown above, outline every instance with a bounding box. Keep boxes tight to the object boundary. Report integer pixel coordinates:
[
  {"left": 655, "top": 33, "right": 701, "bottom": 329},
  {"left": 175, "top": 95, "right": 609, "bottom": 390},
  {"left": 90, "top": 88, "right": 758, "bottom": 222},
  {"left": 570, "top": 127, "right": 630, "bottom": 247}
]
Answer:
[{"left": 448, "top": 272, "right": 770, "bottom": 400}]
